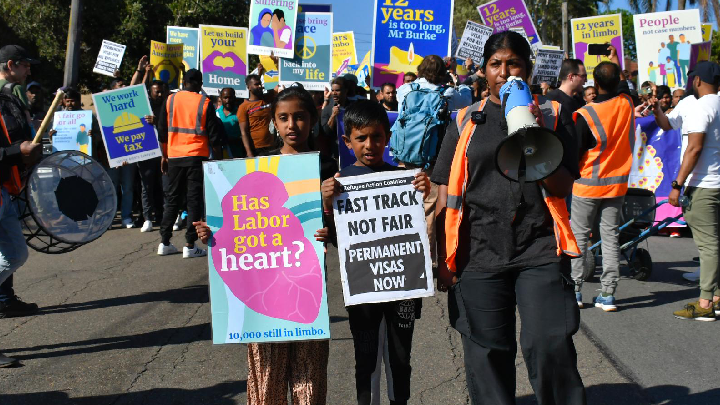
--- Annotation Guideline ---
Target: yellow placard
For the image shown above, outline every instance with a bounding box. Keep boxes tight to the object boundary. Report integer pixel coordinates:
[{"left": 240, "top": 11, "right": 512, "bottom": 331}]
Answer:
[
  {"left": 259, "top": 55, "right": 279, "bottom": 89},
  {"left": 150, "top": 41, "right": 184, "bottom": 89},
  {"left": 199, "top": 25, "right": 249, "bottom": 97},
  {"left": 571, "top": 14, "right": 623, "bottom": 84},
  {"left": 702, "top": 23, "right": 713, "bottom": 42},
  {"left": 332, "top": 31, "right": 357, "bottom": 76}
]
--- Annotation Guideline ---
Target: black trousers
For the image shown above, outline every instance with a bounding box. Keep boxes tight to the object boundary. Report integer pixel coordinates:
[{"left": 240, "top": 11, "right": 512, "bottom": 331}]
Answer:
[
  {"left": 450, "top": 260, "right": 586, "bottom": 405},
  {"left": 137, "top": 157, "right": 163, "bottom": 222},
  {"left": 347, "top": 300, "right": 418, "bottom": 405},
  {"left": 159, "top": 164, "right": 203, "bottom": 245}
]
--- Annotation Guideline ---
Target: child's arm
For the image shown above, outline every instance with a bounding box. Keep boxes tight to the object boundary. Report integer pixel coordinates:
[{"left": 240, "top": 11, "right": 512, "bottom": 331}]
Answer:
[
  {"left": 193, "top": 221, "right": 212, "bottom": 244},
  {"left": 314, "top": 227, "right": 329, "bottom": 242},
  {"left": 412, "top": 172, "right": 430, "bottom": 199},
  {"left": 321, "top": 172, "right": 342, "bottom": 212}
]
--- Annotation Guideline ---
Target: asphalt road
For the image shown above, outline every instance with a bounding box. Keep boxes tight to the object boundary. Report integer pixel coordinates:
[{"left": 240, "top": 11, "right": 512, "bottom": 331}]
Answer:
[{"left": 0, "top": 223, "right": 711, "bottom": 404}]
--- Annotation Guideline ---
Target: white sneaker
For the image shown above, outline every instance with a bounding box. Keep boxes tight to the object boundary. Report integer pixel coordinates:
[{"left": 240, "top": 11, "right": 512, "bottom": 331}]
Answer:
[
  {"left": 683, "top": 269, "right": 701, "bottom": 282},
  {"left": 183, "top": 244, "right": 207, "bottom": 258},
  {"left": 140, "top": 220, "right": 153, "bottom": 232},
  {"left": 173, "top": 214, "right": 183, "bottom": 231},
  {"left": 122, "top": 218, "right": 134, "bottom": 229},
  {"left": 157, "top": 243, "right": 178, "bottom": 256}
]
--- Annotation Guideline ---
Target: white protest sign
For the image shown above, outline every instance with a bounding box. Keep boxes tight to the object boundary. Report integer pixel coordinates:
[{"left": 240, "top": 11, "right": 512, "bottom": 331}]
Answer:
[
  {"left": 93, "top": 40, "right": 127, "bottom": 77},
  {"left": 456, "top": 21, "right": 494, "bottom": 62},
  {"left": 531, "top": 49, "right": 564, "bottom": 86},
  {"left": 333, "top": 170, "right": 434, "bottom": 306}
]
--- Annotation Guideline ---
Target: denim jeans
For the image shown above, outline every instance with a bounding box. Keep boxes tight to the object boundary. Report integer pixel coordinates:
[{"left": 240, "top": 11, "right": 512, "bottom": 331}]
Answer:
[
  {"left": 0, "top": 188, "right": 29, "bottom": 302},
  {"left": 106, "top": 165, "right": 137, "bottom": 221}
]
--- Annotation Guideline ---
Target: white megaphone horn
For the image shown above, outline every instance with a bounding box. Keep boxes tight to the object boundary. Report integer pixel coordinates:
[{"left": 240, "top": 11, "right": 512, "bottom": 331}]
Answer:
[{"left": 495, "top": 77, "right": 564, "bottom": 182}]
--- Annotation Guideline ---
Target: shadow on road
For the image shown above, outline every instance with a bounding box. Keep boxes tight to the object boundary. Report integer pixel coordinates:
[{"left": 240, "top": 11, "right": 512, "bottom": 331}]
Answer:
[
  {"left": 517, "top": 383, "right": 720, "bottom": 405},
  {"left": 0, "top": 381, "right": 247, "bottom": 405},
  {"left": 3, "top": 323, "right": 211, "bottom": 361},
  {"left": 37, "top": 285, "right": 209, "bottom": 315},
  {"left": 609, "top": 287, "right": 700, "bottom": 310}
]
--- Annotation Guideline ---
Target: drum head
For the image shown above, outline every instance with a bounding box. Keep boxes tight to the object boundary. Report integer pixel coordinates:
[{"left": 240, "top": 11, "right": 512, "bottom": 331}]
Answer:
[{"left": 19, "top": 151, "right": 116, "bottom": 253}]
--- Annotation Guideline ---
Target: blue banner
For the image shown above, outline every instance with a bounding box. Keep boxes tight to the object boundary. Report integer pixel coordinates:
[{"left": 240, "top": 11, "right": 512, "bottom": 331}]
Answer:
[{"left": 371, "top": 0, "right": 454, "bottom": 88}]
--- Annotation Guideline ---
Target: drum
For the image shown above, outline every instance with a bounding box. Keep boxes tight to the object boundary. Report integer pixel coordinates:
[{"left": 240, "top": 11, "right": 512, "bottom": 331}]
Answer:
[{"left": 13, "top": 151, "right": 117, "bottom": 254}]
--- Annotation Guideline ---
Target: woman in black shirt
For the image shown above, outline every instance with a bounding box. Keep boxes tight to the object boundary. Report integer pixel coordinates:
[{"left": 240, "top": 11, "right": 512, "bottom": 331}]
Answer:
[{"left": 431, "top": 32, "right": 587, "bottom": 405}]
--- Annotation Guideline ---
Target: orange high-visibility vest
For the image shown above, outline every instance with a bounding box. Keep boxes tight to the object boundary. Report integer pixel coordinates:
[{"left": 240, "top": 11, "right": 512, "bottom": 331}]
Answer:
[
  {"left": 165, "top": 91, "right": 211, "bottom": 159},
  {"left": 0, "top": 114, "right": 22, "bottom": 205},
  {"left": 444, "top": 98, "right": 581, "bottom": 272},
  {"left": 572, "top": 94, "right": 634, "bottom": 198}
]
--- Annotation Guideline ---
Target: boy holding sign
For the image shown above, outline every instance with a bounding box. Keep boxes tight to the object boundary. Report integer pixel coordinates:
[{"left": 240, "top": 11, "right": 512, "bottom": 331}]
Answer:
[{"left": 321, "top": 100, "right": 429, "bottom": 405}]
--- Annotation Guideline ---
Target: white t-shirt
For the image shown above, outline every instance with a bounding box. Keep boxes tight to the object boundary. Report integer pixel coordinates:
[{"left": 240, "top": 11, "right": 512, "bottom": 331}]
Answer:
[
  {"left": 666, "top": 95, "right": 697, "bottom": 135},
  {"left": 681, "top": 94, "right": 720, "bottom": 188}
]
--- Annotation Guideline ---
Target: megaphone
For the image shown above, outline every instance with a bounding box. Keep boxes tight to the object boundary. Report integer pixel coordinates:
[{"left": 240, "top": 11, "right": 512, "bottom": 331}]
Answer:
[{"left": 495, "top": 77, "right": 564, "bottom": 182}]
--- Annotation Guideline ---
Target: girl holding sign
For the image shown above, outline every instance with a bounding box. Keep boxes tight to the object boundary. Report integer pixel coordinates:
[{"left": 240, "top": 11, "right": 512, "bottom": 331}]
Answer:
[
  {"left": 196, "top": 86, "right": 336, "bottom": 404},
  {"left": 431, "top": 31, "right": 587, "bottom": 405}
]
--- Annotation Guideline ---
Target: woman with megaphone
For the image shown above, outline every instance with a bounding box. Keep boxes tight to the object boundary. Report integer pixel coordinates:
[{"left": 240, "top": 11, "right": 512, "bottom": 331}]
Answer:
[{"left": 430, "top": 31, "right": 587, "bottom": 405}]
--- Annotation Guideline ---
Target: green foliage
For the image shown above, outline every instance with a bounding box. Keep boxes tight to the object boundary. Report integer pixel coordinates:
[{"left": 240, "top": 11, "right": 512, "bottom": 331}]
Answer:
[
  {"left": 711, "top": 29, "right": 720, "bottom": 63},
  {"left": 0, "top": 0, "right": 249, "bottom": 92},
  {"left": 602, "top": 9, "right": 637, "bottom": 60}
]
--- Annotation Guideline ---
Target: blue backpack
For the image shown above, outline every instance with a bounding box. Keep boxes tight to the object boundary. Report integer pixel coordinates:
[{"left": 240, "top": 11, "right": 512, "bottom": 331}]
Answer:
[{"left": 390, "top": 83, "right": 450, "bottom": 168}]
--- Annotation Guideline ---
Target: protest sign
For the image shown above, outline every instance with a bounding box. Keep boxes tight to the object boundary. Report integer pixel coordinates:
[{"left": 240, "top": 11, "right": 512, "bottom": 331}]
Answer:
[
  {"left": 509, "top": 26, "right": 539, "bottom": 54},
  {"left": 356, "top": 51, "right": 372, "bottom": 90},
  {"left": 456, "top": 21, "right": 494, "bottom": 62},
  {"left": 51, "top": 110, "right": 93, "bottom": 154},
  {"left": 199, "top": 25, "right": 249, "bottom": 97},
  {"left": 702, "top": 23, "right": 713, "bottom": 41},
  {"left": 633, "top": 10, "right": 701, "bottom": 88},
  {"left": 571, "top": 14, "right": 624, "bottom": 85},
  {"left": 333, "top": 31, "right": 358, "bottom": 77},
  {"left": 371, "top": 0, "right": 454, "bottom": 88},
  {"left": 150, "top": 41, "right": 184, "bottom": 89},
  {"left": 259, "top": 55, "right": 279, "bottom": 90},
  {"left": 333, "top": 170, "right": 434, "bottom": 306},
  {"left": 531, "top": 48, "right": 564, "bottom": 86},
  {"left": 630, "top": 116, "right": 683, "bottom": 226},
  {"left": 279, "top": 12, "right": 333, "bottom": 91},
  {"left": 478, "top": 0, "right": 541, "bottom": 46},
  {"left": 204, "top": 154, "right": 330, "bottom": 343},
  {"left": 247, "top": 0, "right": 299, "bottom": 58},
  {"left": 91, "top": 85, "right": 161, "bottom": 168},
  {"left": 93, "top": 40, "right": 126, "bottom": 77},
  {"left": 166, "top": 26, "right": 200, "bottom": 71},
  {"left": 688, "top": 41, "right": 711, "bottom": 72},
  {"left": 298, "top": 4, "right": 332, "bottom": 12}
]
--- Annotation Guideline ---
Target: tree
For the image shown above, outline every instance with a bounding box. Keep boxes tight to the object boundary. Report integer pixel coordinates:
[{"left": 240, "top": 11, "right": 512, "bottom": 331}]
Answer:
[
  {"left": 629, "top": 0, "right": 720, "bottom": 22},
  {"left": 0, "top": 0, "right": 250, "bottom": 92}
]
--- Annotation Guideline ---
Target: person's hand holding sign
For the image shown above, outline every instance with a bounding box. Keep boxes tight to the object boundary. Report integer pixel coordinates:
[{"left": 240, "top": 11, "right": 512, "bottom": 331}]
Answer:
[
  {"left": 412, "top": 172, "right": 430, "bottom": 199},
  {"left": 321, "top": 172, "right": 342, "bottom": 213}
]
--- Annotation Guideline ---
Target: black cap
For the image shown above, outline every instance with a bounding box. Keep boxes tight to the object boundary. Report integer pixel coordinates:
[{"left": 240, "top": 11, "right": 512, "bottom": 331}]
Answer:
[
  {"left": 183, "top": 69, "right": 202, "bottom": 83},
  {"left": 688, "top": 61, "right": 720, "bottom": 85},
  {"left": 0, "top": 45, "right": 40, "bottom": 64}
]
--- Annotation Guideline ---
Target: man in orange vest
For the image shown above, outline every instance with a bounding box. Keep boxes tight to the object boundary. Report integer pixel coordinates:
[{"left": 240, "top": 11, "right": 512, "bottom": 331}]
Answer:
[
  {"left": 570, "top": 53, "right": 635, "bottom": 312},
  {"left": 1, "top": 112, "right": 42, "bottom": 367},
  {"left": 157, "top": 69, "right": 224, "bottom": 258}
]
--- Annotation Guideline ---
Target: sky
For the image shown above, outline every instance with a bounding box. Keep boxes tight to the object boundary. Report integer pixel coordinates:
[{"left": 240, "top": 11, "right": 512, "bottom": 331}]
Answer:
[{"left": 329, "top": 0, "right": 717, "bottom": 61}]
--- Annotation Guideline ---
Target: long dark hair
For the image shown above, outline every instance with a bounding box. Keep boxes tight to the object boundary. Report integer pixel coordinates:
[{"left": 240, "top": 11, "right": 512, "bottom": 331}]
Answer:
[{"left": 482, "top": 31, "right": 533, "bottom": 80}]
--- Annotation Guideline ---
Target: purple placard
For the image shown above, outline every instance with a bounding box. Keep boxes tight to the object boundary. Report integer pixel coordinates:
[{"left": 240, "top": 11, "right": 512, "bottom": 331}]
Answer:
[{"left": 477, "top": 0, "right": 540, "bottom": 45}]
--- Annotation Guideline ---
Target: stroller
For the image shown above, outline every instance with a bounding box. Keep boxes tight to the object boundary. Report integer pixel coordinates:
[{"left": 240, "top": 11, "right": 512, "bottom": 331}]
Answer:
[{"left": 580, "top": 188, "right": 687, "bottom": 282}]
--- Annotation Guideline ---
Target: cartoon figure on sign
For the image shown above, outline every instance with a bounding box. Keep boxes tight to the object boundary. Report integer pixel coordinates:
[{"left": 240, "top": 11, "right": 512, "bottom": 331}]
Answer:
[
  {"left": 251, "top": 8, "right": 275, "bottom": 47},
  {"left": 76, "top": 123, "right": 89, "bottom": 154},
  {"left": 212, "top": 171, "right": 322, "bottom": 323},
  {"left": 272, "top": 9, "right": 293, "bottom": 50}
]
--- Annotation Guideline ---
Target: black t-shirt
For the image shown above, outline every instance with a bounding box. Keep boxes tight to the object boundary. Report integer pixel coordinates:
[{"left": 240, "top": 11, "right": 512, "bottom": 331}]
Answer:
[
  {"left": 431, "top": 99, "right": 579, "bottom": 272},
  {"left": 546, "top": 89, "right": 584, "bottom": 114},
  {"left": 339, "top": 162, "right": 398, "bottom": 177}
]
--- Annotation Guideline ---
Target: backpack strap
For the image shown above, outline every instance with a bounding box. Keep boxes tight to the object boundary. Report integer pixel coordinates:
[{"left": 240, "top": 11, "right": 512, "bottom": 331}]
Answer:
[{"left": 0, "top": 82, "right": 16, "bottom": 97}]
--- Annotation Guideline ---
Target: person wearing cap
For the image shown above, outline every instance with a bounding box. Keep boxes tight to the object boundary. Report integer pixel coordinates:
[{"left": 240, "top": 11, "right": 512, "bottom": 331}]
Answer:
[
  {"left": 570, "top": 46, "right": 636, "bottom": 312},
  {"left": 25, "top": 81, "right": 44, "bottom": 122},
  {"left": 156, "top": 69, "right": 224, "bottom": 258},
  {"left": 0, "top": 45, "right": 41, "bottom": 320},
  {"left": 656, "top": 61, "right": 720, "bottom": 321},
  {"left": 0, "top": 45, "right": 39, "bottom": 108}
]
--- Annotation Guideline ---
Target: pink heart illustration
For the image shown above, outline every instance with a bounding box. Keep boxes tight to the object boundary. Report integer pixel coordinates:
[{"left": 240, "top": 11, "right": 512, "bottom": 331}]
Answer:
[{"left": 212, "top": 171, "right": 322, "bottom": 324}]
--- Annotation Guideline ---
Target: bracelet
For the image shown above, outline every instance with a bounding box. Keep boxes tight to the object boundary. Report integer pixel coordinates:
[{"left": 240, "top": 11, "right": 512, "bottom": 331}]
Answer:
[
  {"left": 136, "top": 69, "right": 143, "bottom": 73},
  {"left": 323, "top": 209, "right": 333, "bottom": 215},
  {"left": 324, "top": 98, "right": 329, "bottom": 101}
]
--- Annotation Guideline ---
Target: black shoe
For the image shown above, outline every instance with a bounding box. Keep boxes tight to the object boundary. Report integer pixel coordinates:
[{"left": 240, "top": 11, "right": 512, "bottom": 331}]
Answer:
[
  {"left": 0, "top": 297, "right": 39, "bottom": 318},
  {"left": 0, "top": 352, "right": 18, "bottom": 367}
]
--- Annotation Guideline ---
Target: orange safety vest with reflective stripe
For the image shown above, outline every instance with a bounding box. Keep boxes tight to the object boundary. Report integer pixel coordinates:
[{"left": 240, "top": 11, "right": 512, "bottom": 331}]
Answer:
[
  {"left": 444, "top": 98, "right": 581, "bottom": 272},
  {"left": 0, "top": 114, "right": 22, "bottom": 206},
  {"left": 165, "top": 91, "right": 211, "bottom": 158},
  {"left": 572, "top": 94, "right": 634, "bottom": 198}
]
